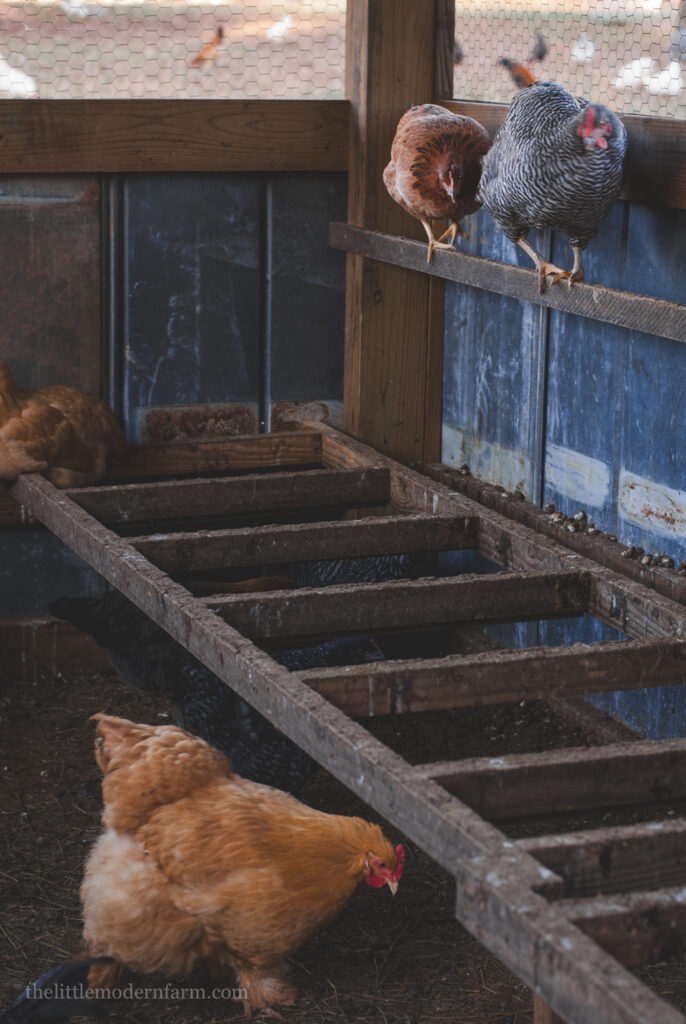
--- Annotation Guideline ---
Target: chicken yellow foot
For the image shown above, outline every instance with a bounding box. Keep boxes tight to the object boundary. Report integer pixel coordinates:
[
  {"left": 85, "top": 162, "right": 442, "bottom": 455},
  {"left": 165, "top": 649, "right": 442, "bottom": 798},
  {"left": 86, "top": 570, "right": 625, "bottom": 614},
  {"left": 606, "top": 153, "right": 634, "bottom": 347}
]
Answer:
[
  {"left": 421, "top": 219, "right": 460, "bottom": 264},
  {"left": 515, "top": 237, "right": 570, "bottom": 294},
  {"left": 436, "top": 220, "right": 470, "bottom": 246},
  {"left": 549, "top": 246, "right": 585, "bottom": 289}
]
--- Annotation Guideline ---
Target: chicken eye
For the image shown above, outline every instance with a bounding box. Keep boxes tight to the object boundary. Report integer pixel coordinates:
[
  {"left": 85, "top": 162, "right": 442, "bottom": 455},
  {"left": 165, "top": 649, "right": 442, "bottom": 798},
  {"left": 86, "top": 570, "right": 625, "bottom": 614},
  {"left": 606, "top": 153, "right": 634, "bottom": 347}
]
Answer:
[{"left": 378, "top": 862, "right": 386, "bottom": 869}]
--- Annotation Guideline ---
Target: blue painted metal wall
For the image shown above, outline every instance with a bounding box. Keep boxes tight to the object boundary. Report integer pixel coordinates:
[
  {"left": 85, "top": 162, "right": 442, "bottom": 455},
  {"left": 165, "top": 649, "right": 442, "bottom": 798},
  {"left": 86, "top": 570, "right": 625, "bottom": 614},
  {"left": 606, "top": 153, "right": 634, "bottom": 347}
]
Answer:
[
  {"left": 0, "top": 172, "right": 347, "bottom": 618},
  {"left": 442, "top": 198, "right": 686, "bottom": 738}
]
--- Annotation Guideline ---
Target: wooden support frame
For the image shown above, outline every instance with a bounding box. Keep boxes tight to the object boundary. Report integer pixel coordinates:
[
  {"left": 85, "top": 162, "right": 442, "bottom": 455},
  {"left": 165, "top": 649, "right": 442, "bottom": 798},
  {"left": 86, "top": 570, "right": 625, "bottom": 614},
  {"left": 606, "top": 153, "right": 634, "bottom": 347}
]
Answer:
[
  {"left": 7, "top": 425, "right": 686, "bottom": 1024},
  {"left": 330, "top": 222, "right": 686, "bottom": 345},
  {"left": 343, "top": 0, "right": 450, "bottom": 465}
]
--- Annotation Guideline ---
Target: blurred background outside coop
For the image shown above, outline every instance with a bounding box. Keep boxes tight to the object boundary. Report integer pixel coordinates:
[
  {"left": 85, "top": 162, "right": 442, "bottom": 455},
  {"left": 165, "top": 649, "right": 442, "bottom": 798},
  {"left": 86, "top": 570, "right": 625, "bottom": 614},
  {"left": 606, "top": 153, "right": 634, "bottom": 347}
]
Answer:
[{"left": 0, "top": 0, "right": 684, "bottom": 117}]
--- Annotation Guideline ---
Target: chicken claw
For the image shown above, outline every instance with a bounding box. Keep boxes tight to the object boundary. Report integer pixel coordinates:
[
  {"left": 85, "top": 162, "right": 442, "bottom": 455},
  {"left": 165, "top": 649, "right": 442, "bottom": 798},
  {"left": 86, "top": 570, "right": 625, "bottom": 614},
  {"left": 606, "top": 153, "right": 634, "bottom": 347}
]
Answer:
[
  {"left": 549, "top": 246, "right": 585, "bottom": 289},
  {"left": 516, "top": 237, "right": 567, "bottom": 294},
  {"left": 421, "top": 219, "right": 460, "bottom": 264},
  {"left": 437, "top": 220, "right": 469, "bottom": 245}
]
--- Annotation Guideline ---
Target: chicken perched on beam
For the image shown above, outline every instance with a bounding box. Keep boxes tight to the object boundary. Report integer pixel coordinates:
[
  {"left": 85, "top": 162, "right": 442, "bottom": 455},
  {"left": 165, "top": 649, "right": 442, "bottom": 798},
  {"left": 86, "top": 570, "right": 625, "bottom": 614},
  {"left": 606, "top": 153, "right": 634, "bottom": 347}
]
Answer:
[
  {"left": 0, "top": 360, "right": 126, "bottom": 487},
  {"left": 383, "top": 104, "right": 491, "bottom": 263},
  {"left": 81, "top": 715, "right": 404, "bottom": 1016},
  {"left": 477, "top": 82, "right": 627, "bottom": 293}
]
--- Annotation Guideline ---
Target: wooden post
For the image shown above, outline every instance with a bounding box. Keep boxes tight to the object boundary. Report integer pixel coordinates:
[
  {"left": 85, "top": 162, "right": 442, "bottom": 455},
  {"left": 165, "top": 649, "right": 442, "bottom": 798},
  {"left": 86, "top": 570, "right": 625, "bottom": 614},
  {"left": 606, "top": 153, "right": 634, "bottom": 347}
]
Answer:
[{"left": 343, "top": 0, "right": 453, "bottom": 466}]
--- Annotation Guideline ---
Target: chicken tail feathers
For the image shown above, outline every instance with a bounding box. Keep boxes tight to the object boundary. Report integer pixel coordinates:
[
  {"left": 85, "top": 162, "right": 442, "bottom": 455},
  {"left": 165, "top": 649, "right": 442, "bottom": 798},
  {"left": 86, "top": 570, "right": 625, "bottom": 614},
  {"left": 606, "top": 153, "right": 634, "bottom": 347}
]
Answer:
[
  {"left": 0, "top": 957, "right": 113, "bottom": 1023},
  {"left": 91, "top": 714, "right": 234, "bottom": 831}
]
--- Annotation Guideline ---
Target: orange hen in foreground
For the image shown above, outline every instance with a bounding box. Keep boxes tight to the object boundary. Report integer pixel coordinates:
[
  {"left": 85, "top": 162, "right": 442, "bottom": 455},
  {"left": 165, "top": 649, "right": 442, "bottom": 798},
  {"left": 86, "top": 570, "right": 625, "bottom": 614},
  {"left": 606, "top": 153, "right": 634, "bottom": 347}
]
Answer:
[
  {"left": 0, "top": 360, "right": 126, "bottom": 487},
  {"left": 383, "top": 103, "right": 491, "bottom": 263},
  {"left": 82, "top": 714, "right": 404, "bottom": 1016}
]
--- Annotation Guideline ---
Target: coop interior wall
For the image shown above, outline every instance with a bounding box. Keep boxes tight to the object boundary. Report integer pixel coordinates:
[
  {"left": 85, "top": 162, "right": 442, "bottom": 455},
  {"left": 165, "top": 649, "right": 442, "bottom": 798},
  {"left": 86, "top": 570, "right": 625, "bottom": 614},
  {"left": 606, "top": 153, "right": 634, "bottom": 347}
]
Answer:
[{"left": 1, "top": 168, "right": 684, "bottom": 737}]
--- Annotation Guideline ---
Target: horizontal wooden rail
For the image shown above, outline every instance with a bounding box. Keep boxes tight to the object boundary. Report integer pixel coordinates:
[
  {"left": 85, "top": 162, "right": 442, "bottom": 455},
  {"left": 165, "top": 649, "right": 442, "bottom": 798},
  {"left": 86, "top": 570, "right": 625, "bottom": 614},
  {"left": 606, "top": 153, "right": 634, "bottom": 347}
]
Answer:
[
  {"left": 519, "top": 818, "right": 686, "bottom": 898},
  {"left": 445, "top": 101, "right": 686, "bottom": 212},
  {"left": 0, "top": 100, "right": 350, "bottom": 173},
  {"left": 299, "top": 637, "right": 686, "bottom": 714},
  {"left": 131, "top": 512, "right": 477, "bottom": 573},
  {"left": 67, "top": 467, "right": 390, "bottom": 525},
  {"left": 559, "top": 888, "right": 686, "bottom": 967},
  {"left": 330, "top": 223, "right": 686, "bottom": 344},
  {"left": 205, "top": 569, "right": 588, "bottom": 640},
  {"left": 417, "top": 735, "right": 686, "bottom": 820},
  {"left": 108, "top": 431, "right": 323, "bottom": 480}
]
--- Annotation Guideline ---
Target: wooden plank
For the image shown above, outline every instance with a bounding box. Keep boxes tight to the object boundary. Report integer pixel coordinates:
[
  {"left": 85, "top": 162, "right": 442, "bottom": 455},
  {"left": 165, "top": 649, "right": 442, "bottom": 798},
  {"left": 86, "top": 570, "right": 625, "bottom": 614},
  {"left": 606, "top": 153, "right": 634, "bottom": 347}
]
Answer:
[
  {"left": 0, "top": 616, "right": 110, "bottom": 684},
  {"left": 425, "top": 462, "right": 686, "bottom": 607},
  {"left": 11, "top": 472, "right": 686, "bottom": 1024},
  {"left": 314, "top": 422, "right": 686, "bottom": 642},
  {"left": 0, "top": 100, "right": 349, "bottom": 173},
  {"left": 130, "top": 512, "right": 477, "bottom": 574},
  {"left": 519, "top": 819, "right": 686, "bottom": 899},
  {"left": 443, "top": 101, "right": 686, "bottom": 213},
  {"left": 108, "top": 432, "right": 322, "bottom": 481},
  {"left": 299, "top": 638, "right": 686, "bottom": 716},
  {"left": 417, "top": 737, "right": 686, "bottom": 820},
  {"left": 331, "top": 223, "right": 686, "bottom": 345},
  {"left": 206, "top": 569, "right": 587, "bottom": 641},
  {"left": 558, "top": 888, "right": 686, "bottom": 968},
  {"left": 67, "top": 468, "right": 390, "bottom": 525},
  {"left": 344, "top": 0, "right": 444, "bottom": 465}
]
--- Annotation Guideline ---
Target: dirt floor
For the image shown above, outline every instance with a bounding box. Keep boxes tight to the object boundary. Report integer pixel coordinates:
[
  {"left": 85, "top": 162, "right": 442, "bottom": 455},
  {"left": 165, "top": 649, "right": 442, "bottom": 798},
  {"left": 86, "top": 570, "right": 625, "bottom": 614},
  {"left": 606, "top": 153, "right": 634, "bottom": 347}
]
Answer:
[{"left": 2, "top": 668, "right": 686, "bottom": 1022}]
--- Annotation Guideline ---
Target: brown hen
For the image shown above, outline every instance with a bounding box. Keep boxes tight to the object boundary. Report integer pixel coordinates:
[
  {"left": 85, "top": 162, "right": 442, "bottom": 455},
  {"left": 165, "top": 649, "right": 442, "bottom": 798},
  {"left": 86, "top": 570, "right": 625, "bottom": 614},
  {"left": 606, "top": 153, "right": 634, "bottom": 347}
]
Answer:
[
  {"left": 0, "top": 360, "right": 126, "bottom": 487},
  {"left": 383, "top": 103, "right": 491, "bottom": 263},
  {"left": 82, "top": 714, "right": 404, "bottom": 1016}
]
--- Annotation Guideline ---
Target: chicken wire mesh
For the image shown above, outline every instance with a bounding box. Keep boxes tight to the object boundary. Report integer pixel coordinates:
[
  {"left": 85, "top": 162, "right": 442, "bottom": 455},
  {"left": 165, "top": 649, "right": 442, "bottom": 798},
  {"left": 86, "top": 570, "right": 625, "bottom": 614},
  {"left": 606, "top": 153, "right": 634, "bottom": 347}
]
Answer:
[
  {"left": 453, "top": 0, "right": 686, "bottom": 118},
  {"left": 0, "top": 1, "right": 345, "bottom": 99}
]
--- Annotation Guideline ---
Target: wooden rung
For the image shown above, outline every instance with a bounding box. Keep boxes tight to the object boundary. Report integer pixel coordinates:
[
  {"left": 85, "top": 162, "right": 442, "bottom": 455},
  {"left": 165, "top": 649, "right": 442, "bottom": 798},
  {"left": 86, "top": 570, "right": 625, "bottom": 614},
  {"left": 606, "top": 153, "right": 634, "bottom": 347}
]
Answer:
[
  {"left": 129, "top": 513, "right": 477, "bottom": 574},
  {"left": 105, "top": 431, "right": 323, "bottom": 482},
  {"left": 298, "top": 638, "right": 686, "bottom": 715},
  {"left": 204, "top": 569, "right": 588, "bottom": 640},
  {"left": 416, "top": 736, "right": 686, "bottom": 820},
  {"left": 559, "top": 887, "right": 686, "bottom": 968},
  {"left": 518, "top": 818, "right": 686, "bottom": 899},
  {"left": 67, "top": 467, "right": 390, "bottom": 525},
  {"left": 329, "top": 223, "right": 686, "bottom": 345}
]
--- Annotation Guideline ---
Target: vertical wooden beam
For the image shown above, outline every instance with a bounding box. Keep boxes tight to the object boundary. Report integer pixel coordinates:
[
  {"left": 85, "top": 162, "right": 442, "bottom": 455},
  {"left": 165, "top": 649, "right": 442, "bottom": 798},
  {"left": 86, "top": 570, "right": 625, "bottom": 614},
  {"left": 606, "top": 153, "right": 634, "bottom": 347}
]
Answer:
[{"left": 344, "top": 0, "right": 450, "bottom": 466}]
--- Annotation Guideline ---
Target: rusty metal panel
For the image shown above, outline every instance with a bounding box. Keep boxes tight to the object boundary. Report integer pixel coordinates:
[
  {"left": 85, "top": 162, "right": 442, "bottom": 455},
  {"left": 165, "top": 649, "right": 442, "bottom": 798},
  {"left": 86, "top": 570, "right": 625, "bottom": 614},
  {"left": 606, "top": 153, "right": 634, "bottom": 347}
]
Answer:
[{"left": 0, "top": 176, "right": 101, "bottom": 390}]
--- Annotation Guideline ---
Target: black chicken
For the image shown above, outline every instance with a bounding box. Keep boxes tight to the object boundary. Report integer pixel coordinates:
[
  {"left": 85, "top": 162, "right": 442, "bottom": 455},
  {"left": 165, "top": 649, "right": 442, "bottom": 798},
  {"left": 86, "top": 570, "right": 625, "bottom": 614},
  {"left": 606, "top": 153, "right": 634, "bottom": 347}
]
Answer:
[
  {"left": 0, "top": 958, "right": 112, "bottom": 1023},
  {"left": 477, "top": 81, "right": 627, "bottom": 293},
  {"left": 50, "top": 590, "right": 384, "bottom": 795}
]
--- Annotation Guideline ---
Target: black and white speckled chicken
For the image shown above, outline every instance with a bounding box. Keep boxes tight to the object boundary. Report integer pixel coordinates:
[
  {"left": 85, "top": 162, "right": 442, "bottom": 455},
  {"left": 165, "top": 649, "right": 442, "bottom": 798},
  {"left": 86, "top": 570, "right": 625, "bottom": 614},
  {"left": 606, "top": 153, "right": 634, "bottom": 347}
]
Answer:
[
  {"left": 289, "top": 552, "right": 425, "bottom": 588},
  {"left": 49, "top": 591, "right": 384, "bottom": 795},
  {"left": 477, "top": 81, "right": 627, "bottom": 293}
]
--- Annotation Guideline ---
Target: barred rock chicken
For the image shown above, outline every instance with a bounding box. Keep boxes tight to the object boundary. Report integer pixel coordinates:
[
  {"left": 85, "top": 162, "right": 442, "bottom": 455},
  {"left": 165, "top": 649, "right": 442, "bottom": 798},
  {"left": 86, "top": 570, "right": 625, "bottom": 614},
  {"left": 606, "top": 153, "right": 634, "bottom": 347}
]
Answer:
[
  {"left": 50, "top": 590, "right": 384, "bottom": 795},
  {"left": 478, "top": 82, "right": 627, "bottom": 293},
  {"left": 0, "top": 360, "right": 126, "bottom": 487},
  {"left": 383, "top": 104, "right": 491, "bottom": 263},
  {"left": 82, "top": 715, "right": 404, "bottom": 1015}
]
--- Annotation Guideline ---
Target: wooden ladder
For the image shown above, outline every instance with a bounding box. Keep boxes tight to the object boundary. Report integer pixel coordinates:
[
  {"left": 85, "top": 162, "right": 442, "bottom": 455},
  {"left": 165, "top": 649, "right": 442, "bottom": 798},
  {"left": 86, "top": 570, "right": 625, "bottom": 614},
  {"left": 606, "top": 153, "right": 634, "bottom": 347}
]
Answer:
[{"left": 10, "top": 421, "right": 686, "bottom": 1024}]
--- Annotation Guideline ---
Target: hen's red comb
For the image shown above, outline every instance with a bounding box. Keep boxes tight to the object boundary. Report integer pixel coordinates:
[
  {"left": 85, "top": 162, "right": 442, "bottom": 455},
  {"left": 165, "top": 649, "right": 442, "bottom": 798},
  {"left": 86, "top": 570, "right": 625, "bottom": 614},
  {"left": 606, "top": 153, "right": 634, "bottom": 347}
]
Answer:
[{"left": 391, "top": 844, "right": 405, "bottom": 882}]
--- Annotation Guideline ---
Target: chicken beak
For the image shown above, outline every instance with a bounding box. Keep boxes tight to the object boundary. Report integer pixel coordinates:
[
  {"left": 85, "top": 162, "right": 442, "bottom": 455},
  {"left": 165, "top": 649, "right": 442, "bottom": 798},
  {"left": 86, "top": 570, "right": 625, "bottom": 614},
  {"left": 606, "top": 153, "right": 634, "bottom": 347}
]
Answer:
[{"left": 386, "top": 879, "right": 399, "bottom": 896}]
